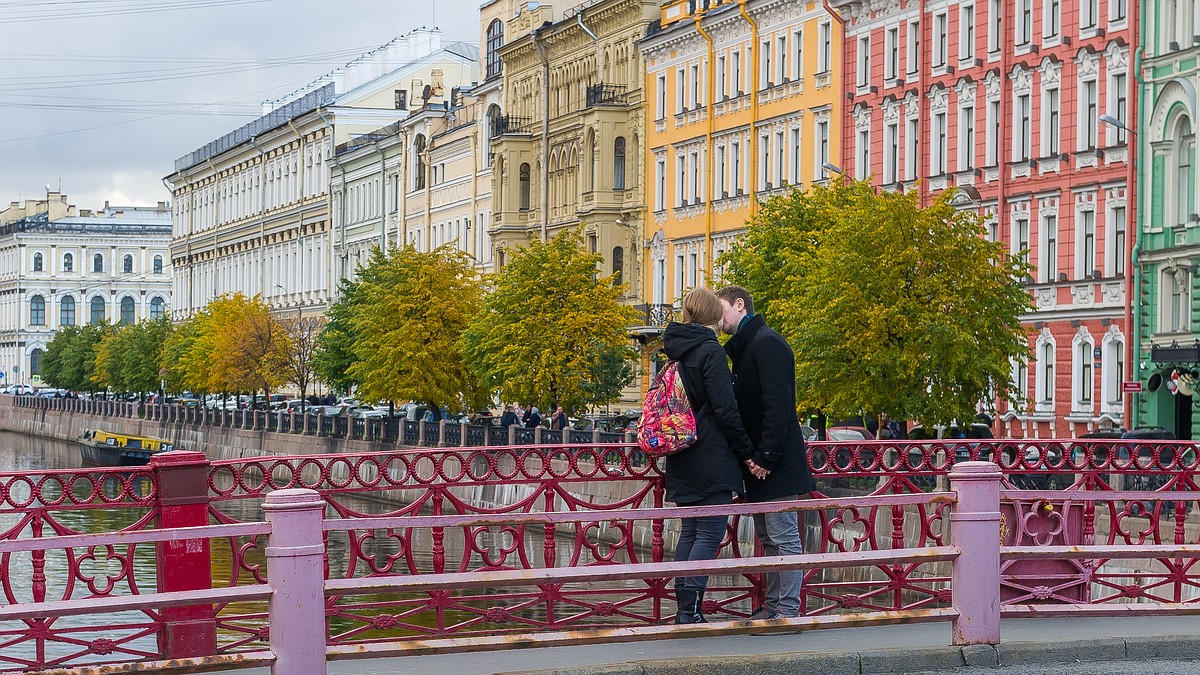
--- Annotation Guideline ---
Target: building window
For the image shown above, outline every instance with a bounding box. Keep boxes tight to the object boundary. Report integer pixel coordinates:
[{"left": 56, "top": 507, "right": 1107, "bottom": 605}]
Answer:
[
  {"left": 1079, "top": 80, "right": 1098, "bottom": 150},
  {"left": 33, "top": 253, "right": 43, "bottom": 272},
  {"left": 1078, "top": 210, "right": 1096, "bottom": 278},
  {"left": 932, "top": 111, "right": 947, "bottom": 175},
  {"left": 1103, "top": 336, "right": 1124, "bottom": 405},
  {"left": 906, "top": 116, "right": 920, "bottom": 180},
  {"left": 1015, "top": 93, "right": 1031, "bottom": 161},
  {"left": 63, "top": 253, "right": 73, "bottom": 272},
  {"left": 485, "top": 19, "right": 504, "bottom": 79},
  {"left": 1042, "top": 214, "right": 1058, "bottom": 281},
  {"left": 988, "top": 0, "right": 1002, "bottom": 52},
  {"left": 933, "top": 13, "right": 947, "bottom": 67},
  {"left": 1045, "top": 0, "right": 1061, "bottom": 37},
  {"left": 93, "top": 253, "right": 103, "bottom": 273},
  {"left": 818, "top": 21, "right": 832, "bottom": 73},
  {"left": 1012, "top": 356, "right": 1030, "bottom": 404},
  {"left": 959, "top": 106, "right": 975, "bottom": 171},
  {"left": 1081, "top": 0, "right": 1098, "bottom": 28},
  {"left": 122, "top": 254, "right": 133, "bottom": 274},
  {"left": 655, "top": 159, "right": 666, "bottom": 210},
  {"left": 1043, "top": 87, "right": 1060, "bottom": 155},
  {"left": 959, "top": 4, "right": 975, "bottom": 60},
  {"left": 732, "top": 50, "right": 742, "bottom": 95},
  {"left": 518, "top": 163, "right": 531, "bottom": 211},
  {"left": 1110, "top": 206, "right": 1126, "bottom": 276},
  {"left": 777, "top": 35, "right": 788, "bottom": 83},
  {"left": 1038, "top": 340, "right": 1056, "bottom": 405},
  {"left": 29, "top": 295, "right": 45, "bottom": 326},
  {"left": 716, "top": 56, "right": 727, "bottom": 100},
  {"left": 985, "top": 98, "right": 1000, "bottom": 165},
  {"left": 120, "top": 296, "right": 135, "bottom": 325},
  {"left": 1173, "top": 116, "right": 1196, "bottom": 226},
  {"left": 1076, "top": 339, "right": 1095, "bottom": 406},
  {"left": 1162, "top": 267, "right": 1191, "bottom": 333},
  {"left": 857, "top": 36, "right": 870, "bottom": 87},
  {"left": 793, "top": 30, "right": 804, "bottom": 81},
  {"left": 1110, "top": 73, "right": 1128, "bottom": 144},
  {"left": 89, "top": 297, "right": 105, "bottom": 325},
  {"left": 1015, "top": 216, "right": 1030, "bottom": 264},
  {"left": 413, "top": 135, "right": 427, "bottom": 191},
  {"left": 883, "top": 122, "right": 898, "bottom": 184},
  {"left": 775, "top": 130, "right": 785, "bottom": 185},
  {"left": 612, "top": 247, "right": 624, "bottom": 286},
  {"left": 614, "top": 137, "right": 626, "bottom": 190},
  {"left": 1110, "top": 0, "right": 1126, "bottom": 22},
  {"left": 906, "top": 19, "right": 920, "bottom": 74},
  {"left": 60, "top": 296, "right": 76, "bottom": 326},
  {"left": 791, "top": 128, "right": 802, "bottom": 184},
  {"left": 885, "top": 28, "right": 899, "bottom": 80},
  {"left": 732, "top": 140, "right": 742, "bottom": 194},
  {"left": 691, "top": 63, "right": 701, "bottom": 106},
  {"left": 1016, "top": 0, "right": 1033, "bottom": 45},
  {"left": 655, "top": 74, "right": 666, "bottom": 118},
  {"left": 30, "top": 349, "right": 42, "bottom": 378},
  {"left": 153, "top": 255, "right": 163, "bottom": 274},
  {"left": 815, "top": 122, "right": 829, "bottom": 179},
  {"left": 761, "top": 39, "right": 773, "bottom": 87},
  {"left": 856, "top": 128, "right": 870, "bottom": 180},
  {"left": 150, "top": 296, "right": 166, "bottom": 321}
]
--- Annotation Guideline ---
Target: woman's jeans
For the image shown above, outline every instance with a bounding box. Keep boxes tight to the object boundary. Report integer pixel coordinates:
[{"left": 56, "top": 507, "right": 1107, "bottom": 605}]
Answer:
[{"left": 674, "top": 492, "right": 732, "bottom": 592}]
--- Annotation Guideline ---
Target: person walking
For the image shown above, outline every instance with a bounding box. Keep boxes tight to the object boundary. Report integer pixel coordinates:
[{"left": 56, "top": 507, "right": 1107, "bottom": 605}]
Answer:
[
  {"left": 662, "top": 288, "right": 755, "bottom": 624},
  {"left": 716, "top": 285, "right": 815, "bottom": 621}
]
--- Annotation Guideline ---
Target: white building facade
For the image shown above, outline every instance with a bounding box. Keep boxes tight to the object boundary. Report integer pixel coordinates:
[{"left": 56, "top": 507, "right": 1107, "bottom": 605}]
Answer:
[
  {"left": 0, "top": 195, "right": 172, "bottom": 388},
  {"left": 165, "top": 28, "right": 479, "bottom": 317}
]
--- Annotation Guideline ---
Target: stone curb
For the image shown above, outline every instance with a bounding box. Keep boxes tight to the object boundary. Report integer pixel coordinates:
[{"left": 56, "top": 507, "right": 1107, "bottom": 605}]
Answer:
[{"left": 494, "top": 636, "right": 1200, "bottom": 675}]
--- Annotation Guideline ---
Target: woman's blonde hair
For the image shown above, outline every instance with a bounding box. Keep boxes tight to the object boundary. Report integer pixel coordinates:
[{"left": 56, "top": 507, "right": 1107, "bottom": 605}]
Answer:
[{"left": 681, "top": 287, "right": 723, "bottom": 328}]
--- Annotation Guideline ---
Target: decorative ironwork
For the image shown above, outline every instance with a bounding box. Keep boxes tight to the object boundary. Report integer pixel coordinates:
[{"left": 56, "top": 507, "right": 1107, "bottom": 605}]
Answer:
[
  {"left": 490, "top": 115, "right": 533, "bottom": 138},
  {"left": 586, "top": 83, "right": 627, "bottom": 107}
]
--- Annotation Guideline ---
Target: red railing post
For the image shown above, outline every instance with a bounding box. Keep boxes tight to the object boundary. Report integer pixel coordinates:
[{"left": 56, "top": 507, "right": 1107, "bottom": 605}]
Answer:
[
  {"left": 950, "top": 461, "right": 1002, "bottom": 645},
  {"left": 263, "top": 488, "right": 328, "bottom": 675},
  {"left": 152, "top": 450, "right": 216, "bottom": 658}
]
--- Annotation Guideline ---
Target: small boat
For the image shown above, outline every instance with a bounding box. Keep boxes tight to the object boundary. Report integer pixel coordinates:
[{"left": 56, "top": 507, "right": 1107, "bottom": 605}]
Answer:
[{"left": 79, "top": 429, "right": 174, "bottom": 467}]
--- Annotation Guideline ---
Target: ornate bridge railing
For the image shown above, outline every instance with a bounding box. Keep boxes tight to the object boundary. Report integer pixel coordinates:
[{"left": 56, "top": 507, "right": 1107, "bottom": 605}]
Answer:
[{"left": 5, "top": 436, "right": 1200, "bottom": 671}]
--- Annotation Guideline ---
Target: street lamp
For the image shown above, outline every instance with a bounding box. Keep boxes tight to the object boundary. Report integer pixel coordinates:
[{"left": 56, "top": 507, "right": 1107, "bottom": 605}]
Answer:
[
  {"left": 1099, "top": 114, "right": 1136, "bottom": 137},
  {"left": 822, "top": 161, "right": 845, "bottom": 176}
]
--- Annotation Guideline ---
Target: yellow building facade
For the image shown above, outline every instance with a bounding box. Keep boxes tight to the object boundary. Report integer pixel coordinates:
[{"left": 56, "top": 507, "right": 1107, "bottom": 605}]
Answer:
[
  {"left": 491, "top": 0, "right": 659, "bottom": 305},
  {"left": 640, "top": 0, "right": 843, "bottom": 308}
]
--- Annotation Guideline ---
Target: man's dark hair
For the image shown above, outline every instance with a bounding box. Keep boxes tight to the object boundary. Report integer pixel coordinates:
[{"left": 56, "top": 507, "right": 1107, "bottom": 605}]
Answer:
[{"left": 715, "top": 285, "right": 754, "bottom": 314}]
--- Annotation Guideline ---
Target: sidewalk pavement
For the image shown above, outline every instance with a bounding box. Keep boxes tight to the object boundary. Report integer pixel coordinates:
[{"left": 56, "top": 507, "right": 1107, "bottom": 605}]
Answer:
[{"left": 235, "top": 615, "right": 1200, "bottom": 674}]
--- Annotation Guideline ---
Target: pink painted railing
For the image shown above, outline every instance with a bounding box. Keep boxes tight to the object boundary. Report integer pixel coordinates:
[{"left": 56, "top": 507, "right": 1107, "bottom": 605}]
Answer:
[{"left": 5, "top": 436, "right": 1200, "bottom": 671}]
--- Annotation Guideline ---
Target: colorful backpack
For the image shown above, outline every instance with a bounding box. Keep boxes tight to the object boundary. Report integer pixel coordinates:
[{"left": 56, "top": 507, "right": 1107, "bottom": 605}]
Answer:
[{"left": 637, "top": 361, "right": 698, "bottom": 457}]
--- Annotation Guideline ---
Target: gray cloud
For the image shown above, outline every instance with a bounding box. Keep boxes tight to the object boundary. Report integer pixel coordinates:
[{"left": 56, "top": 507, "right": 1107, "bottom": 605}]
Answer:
[{"left": 0, "top": 0, "right": 480, "bottom": 211}]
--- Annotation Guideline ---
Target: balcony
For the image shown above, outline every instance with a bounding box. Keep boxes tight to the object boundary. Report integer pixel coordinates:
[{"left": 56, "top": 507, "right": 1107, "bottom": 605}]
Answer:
[
  {"left": 637, "top": 303, "right": 676, "bottom": 326},
  {"left": 586, "top": 84, "right": 628, "bottom": 107},
  {"left": 491, "top": 115, "right": 533, "bottom": 138}
]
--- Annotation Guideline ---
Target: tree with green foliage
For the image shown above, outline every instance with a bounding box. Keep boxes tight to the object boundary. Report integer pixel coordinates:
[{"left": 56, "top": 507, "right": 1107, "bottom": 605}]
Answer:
[
  {"left": 314, "top": 277, "right": 364, "bottom": 396},
  {"left": 720, "top": 180, "right": 1033, "bottom": 427},
  {"left": 164, "top": 293, "right": 289, "bottom": 397},
  {"left": 93, "top": 317, "right": 174, "bottom": 395},
  {"left": 464, "top": 231, "right": 639, "bottom": 413},
  {"left": 345, "top": 244, "right": 487, "bottom": 418},
  {"left": 41, "top": 323, "right": 113, "bottom": 393}
]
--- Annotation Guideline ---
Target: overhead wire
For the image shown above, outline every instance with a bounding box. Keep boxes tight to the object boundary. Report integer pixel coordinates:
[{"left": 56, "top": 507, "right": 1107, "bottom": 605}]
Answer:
[{"left": 0, "top": 0, "right": 280, "bottom": 24}]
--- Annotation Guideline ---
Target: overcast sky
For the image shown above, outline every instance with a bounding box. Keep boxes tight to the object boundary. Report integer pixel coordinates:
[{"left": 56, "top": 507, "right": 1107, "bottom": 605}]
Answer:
[{"left": 0, "top": 0, "right": 480, "bottom": 211}]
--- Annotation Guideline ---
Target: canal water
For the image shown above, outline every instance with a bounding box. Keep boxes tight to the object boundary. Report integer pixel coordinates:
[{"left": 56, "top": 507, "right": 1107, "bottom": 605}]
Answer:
[{"left": 0, "top": 432, "right": 745, "bottom": 668}]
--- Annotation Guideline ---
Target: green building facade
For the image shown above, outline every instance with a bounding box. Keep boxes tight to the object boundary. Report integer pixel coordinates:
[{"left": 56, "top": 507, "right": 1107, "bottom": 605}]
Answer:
[{"left": 1134, "top": 2, "right": 1200, "bottom": 438}]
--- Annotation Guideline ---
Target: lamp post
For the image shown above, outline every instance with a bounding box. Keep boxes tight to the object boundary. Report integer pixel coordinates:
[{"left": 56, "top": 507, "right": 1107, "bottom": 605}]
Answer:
[{"left": 1100, "top": 113, "right": 1137, "bottom": 429}]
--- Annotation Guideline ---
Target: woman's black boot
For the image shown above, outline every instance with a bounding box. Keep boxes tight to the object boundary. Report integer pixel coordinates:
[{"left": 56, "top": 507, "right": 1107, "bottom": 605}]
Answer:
[
  {"left": 695, "top": 590, "right": 709, "bottom": 622},
  {"left": 675, "top": 588, "right": 703, "bottom": 624}
]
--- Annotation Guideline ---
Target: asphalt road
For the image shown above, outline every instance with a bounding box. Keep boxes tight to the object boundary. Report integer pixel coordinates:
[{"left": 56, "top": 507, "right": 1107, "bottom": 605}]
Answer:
[{"left": 908, "top": 661, "right": 1200, "bottom": 675}]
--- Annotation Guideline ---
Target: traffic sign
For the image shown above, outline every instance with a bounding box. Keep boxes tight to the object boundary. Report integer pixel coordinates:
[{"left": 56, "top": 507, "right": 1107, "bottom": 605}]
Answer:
[{"left": 1121, "top": 381, "right": 1143, "bottom": 393}]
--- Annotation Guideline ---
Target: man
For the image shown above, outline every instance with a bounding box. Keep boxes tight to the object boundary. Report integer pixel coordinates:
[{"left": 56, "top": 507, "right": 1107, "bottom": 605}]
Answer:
[
  {"left": 716, "top": 285, "right": 815, "bottom": 620},
  {"left": 550, "top": 405, "right": 569, "bottom": 430},
  {"left": 500, "top": 404, "right": 519, "bottom": 428}
]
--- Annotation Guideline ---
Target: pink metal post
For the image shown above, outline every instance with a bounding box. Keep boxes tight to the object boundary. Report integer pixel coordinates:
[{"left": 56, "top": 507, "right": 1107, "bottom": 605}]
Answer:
[
  {"left": 950, "top": 461, "right": 1002, "bottom": 645},
  {"left": 263, "top": 488, "right": 328, "bottom": 675},
  {"left": 152, "top": 450, "right": 217, "bottom": 658}
]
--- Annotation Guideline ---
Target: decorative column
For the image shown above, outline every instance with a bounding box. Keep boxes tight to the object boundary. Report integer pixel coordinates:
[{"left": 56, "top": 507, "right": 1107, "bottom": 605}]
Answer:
[
  {"left": 950, "top": 461, "right": 1002, "bottom": 645},
  {"left": 262, "top": 488, "right": 328, "bottom": 675}
]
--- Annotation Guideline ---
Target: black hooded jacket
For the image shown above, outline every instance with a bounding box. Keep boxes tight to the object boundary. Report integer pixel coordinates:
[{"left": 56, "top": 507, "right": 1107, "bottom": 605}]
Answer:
[
  {"left": 724, "top": 313, "right": 815, "bottom": 501},
  {"left": 661, "top": 322, "right": 753, "bottom": 504}
]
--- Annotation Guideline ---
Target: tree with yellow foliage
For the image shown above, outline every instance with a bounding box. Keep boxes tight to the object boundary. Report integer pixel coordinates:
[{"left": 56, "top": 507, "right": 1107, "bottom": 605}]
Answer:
[{"left": 165, "top": 293, "right": 289, "bottom": 397}]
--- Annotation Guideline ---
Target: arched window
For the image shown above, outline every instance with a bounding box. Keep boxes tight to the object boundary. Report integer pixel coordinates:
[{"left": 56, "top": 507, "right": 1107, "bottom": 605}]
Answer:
[
  {"left": 1073, "top": 333, "right": 1095, "bottom": 409},
  {"left": 32, "top": 253, "right": 43, "bottom": 272},
  {"left": 153, "top": 255, "right": 163, "bottom": 274},
  {"left": 63, "top": 253, "right": 73, "bottom": 272},
  {"left": 123, "top": 254, "right": 134, "bottom": 274},
  {"left": 413, "top": 135, "right": 427, "bottom": 191},
  {"left": 150, "top": 296, "right": 166, "bottom": 321},
  {"left": 120, "top": 296, "right": 135, "bottom": 325},
  {"left": 1173, "top": 115, "right": 1195, "bottom": 226},
  {"left": 486, "top": 19, "right": 505, "bottom": 79},
  {"left": 60, "top": 296, "right": 75, "bottom": 326},
  {"left": 30, "top": 349, "right": 42, "bottom": 377},
  {"left": 29, "top": 295, "right": 45, "bottom": 325},
  {"left": 93, "top": 253, "right": 103, "bottom": 273},
  {"left": 89, "top": 297, "right": 106, "bottom": 325},
  {"left": 519, "top": 163, "right": 531, "bottom": 211},
  {"left": 612, "top": 246, "right": 624, "bottom": 286},
  {"left": 614, "top": 137, "right": 627, "bottom": 190}
]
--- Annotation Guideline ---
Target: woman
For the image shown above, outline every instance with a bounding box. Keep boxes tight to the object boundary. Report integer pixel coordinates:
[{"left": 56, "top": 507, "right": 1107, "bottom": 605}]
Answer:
[{"left": 662, "top": 287, "right": 754, "bottom": 624}]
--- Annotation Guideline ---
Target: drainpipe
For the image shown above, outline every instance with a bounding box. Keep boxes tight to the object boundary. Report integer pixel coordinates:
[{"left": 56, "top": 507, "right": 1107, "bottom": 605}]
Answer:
[
  {"left": 577, "top": 12, "right": 601, "bottom": 84},
  {"left": 695, "top": 9, "right": 716, "bottom": 278},
  {"left": 1126, "top": 0, "right": 1143, "bottom": 428},
  {"left": 316, "top": 109, "right": 335, "bottom": 302},
  {"left": 470, "top": 127, "right": 480, "bottom": 263},
  {"left": 205, "top": 158, "right": 219, "bottom": 301},
  {"left": 161, "top": 175, "right": 188, "bottom": 314},
  {"left": 822, "top": 0, "right": 845, "bottom": 184},
  {"left": 328, "top": 152, "right": 347, "bottom": 284},
  {"left": 374, "top": 140, "right": 388, "bottom": 251},
  {"left": 400, "top": 128, "right": 410, "bottom": 246},
  {"left": 249, "top": 136, "right": 269, "bottom": 300},
  {"left": 739, "top": 0, "right": 760, "bottom": 219},
  {"left": 532, "top": 28, "right": 551, "bottom": 242}
]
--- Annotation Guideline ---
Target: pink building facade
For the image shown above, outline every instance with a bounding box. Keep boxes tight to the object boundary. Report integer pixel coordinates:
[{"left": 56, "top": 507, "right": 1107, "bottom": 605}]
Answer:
[{"left": 830, "top": 0, "right": 1136, "bottom": 437}]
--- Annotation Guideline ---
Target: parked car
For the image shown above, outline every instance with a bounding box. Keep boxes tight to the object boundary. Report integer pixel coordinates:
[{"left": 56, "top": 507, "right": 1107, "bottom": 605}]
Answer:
[
  {"left": 36, "top": 388, "right": 67, "bottom": 398},
  {"left": 307, "top": 404, "right": 346, "bottom": 416}
]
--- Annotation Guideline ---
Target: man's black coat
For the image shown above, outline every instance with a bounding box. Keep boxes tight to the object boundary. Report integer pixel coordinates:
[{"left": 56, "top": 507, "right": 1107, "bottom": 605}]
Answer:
[{"left": 724, "top": 314, "right": 815, "bottom": 501}]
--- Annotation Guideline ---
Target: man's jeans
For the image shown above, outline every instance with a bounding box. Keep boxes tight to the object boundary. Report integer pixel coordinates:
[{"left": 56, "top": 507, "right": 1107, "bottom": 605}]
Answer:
[{"left": 752, "top": 494, "right": 803, "bottom": 617}]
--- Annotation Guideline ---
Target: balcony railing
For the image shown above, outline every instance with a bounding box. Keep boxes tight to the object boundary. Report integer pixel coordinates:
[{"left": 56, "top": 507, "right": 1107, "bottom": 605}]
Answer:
[
  {"left": 586, "top": 84, "right": 628, "bottom": 107},
  {"left": 633, "top": 303, "right": 676, "bottom": 326},
  {"left": 490, "top": 115, "right": 533, "bottom": 138}
]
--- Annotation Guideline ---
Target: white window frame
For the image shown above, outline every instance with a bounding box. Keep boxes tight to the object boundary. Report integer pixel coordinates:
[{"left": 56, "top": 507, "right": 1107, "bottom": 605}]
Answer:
[
  {"left": 958, "top": 106, "right": 976, "bottom": 171},
  {"left": 1044, "top": 0, "right": 1061, "bottom": 38},
  {"left": 717, "top": 54, "right": 727, "bottom": 100},
  {"left": 1160, "top": 267, "right": 1191, "bottom": 334},
  {"left": 932, "top": 112, "right": 947, "bottom": 175},
  {"left": 986, "top": 97, "right": 1000, "bottom": 165},
  {"left": 1078, "top": 78, "right": 1099, "bottom": 151},
  {"left": 906, "top": 19, "right": 920, "bottom": 75},
  {"left": 654, "top": 159, "right": 666, "bottom": 211},
  {"left": 1101, "top": 331, "right": 1125, "bottom": 409},
  {"left": 1042, "top": 87, "right": 1061, "bottom": 156},
  {"left": 988, "top": 0, "right": 1003, "bottom": 53},
  {"left": 1016, "top": 0, "right": 1033, "bottom": 46},
  {"left": 1041, "top": 213, "right": 1059, "bottom": 282},
  {"left": 885, "top": 27, "right": 900, "bottom": 81},
  {"left": 1014, "top": 92, "right": 1031, "bottom": 161},
  {"left": 856, "top": 127, "right": 871, "bottom": 180},
  {"left": 815, "top": 120, "right": 830, "bottom": 179},
  {"left": 818, "top": 21, "right": 832, "bottom": 73},
  {"left": 1107, "top": 204, "right": 1126, "bottom": 276},
  {"left": 1107, "top": 71, "right": 1129, "bottom": 145},
  {"left": 791, "top": 127, "right": 802, "bottom": 185},
  {"left": 857, "top": 36, "right": 871, "bottom": 87},
  {"left": 1076, "top": 208, "right": 1097, "bottom": 279},
  {"left": 793, "top": 30, "right": 804, "bottom": 81},
  {"left": 959, "top": 4, "right": 975, "bottom": 62},
  {"left": 1072, "top": 333, "right": 1096, "bottom": 412},
  {"left": 1035, "top": 334, "right": 1057, "bottom": 410},
  {"left": 1081, "top": 0, "right": 1099, "bottom": 29},
  {"left": 655, "top": 74, "right": 666, "bottom": 119},
  {"left": 933, "top": 13, "right": 948, "bottom": 67},
  {"left": 884, "top": 121, "right": 899, "bottom": 184},
  {"left": 906, "top": 115, "right": 920, "bottom": 180}
]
